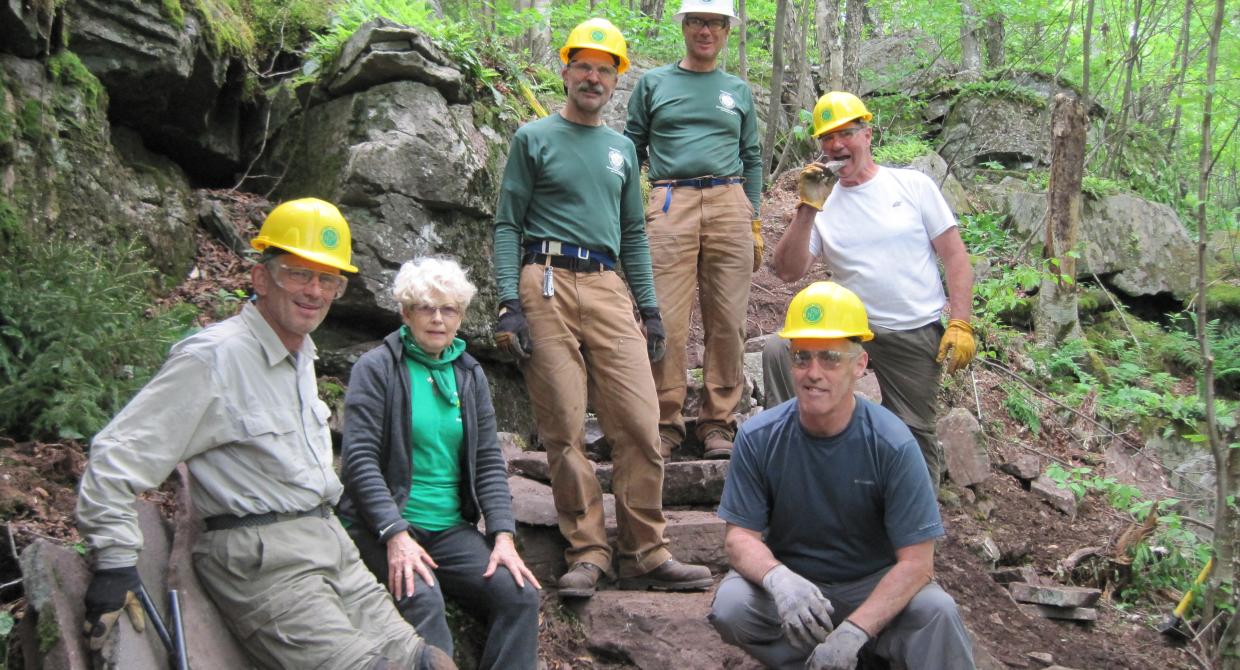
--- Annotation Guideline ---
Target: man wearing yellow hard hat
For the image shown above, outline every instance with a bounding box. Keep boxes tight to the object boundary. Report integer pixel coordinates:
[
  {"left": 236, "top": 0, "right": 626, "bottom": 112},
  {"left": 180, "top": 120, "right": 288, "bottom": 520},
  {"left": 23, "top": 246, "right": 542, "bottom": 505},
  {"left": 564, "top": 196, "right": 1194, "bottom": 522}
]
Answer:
[
  {"left": 77, "top": 199, "right": 455, "bottom": 670},
  {"left": 493, "top": 19, "right": 711, "bottom": 599},
  {"left": 767, "top": 91, "right": 976, "bottom": 489},
  {"left": 625, "top": 0, "right": 763, "bottom": 461},
  {"left": 712, "top": 282, "right": 975, "bottom": 670}
]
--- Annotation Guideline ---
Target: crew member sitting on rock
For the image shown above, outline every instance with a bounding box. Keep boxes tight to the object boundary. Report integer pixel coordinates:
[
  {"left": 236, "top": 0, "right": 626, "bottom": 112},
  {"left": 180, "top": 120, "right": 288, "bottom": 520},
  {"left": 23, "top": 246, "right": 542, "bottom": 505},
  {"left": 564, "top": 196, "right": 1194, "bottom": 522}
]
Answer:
[
  {"left": 710, "top": 282, "right": 975, "bottom": 669},
  {"left": 76, "top": 199, "right": 454, "bottom": 670}
]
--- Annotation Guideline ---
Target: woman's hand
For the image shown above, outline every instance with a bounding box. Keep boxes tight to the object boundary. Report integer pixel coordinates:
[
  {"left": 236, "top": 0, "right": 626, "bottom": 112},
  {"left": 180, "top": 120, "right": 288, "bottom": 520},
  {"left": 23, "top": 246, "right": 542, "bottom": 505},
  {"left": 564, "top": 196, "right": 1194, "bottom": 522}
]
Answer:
[
  {"left": 483, "top": 532, "right": 541, "bottom": 589},
  {"left": 387, "top": 531, "right": 438, "bottom": 600}
]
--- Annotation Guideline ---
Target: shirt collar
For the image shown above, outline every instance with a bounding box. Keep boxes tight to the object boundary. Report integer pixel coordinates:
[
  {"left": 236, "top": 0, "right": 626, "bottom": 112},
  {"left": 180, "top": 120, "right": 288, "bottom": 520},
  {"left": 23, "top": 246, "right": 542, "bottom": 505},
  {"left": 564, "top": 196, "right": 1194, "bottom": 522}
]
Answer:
[{"left": 240, "top": 302, "right": 317, "bottom": 368}]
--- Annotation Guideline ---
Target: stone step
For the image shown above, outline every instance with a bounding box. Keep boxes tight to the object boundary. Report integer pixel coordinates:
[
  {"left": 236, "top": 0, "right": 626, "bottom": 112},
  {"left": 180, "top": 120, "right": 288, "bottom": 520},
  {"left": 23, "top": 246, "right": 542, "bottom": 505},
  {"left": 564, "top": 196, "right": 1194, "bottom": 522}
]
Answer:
[
  {"left": 1018, "top": 603, "right": 1099, "bottom": 622},
  {"left": 509, "top": 451, "right": 730, "bottom": 507},
  {"left": 508, "top": 476, "right": 728, "bottom": 585},
  {"left": 1009, "top": 583, "right": 1101, "bottom": 608}
]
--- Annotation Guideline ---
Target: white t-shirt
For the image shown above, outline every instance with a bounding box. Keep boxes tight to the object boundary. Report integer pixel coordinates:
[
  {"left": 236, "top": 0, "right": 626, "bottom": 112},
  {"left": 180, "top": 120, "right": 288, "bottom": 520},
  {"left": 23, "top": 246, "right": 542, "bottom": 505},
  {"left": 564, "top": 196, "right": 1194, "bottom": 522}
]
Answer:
[{"left": 808, "top": 166, "right": 957, "bottom": 330}]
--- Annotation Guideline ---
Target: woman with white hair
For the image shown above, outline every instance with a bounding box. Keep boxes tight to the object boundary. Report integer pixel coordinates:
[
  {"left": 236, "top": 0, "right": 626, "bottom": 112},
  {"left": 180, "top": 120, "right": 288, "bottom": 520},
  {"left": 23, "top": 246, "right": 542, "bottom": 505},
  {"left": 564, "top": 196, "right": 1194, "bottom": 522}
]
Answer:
[{"left": 338, "top": 257, "right": 540, "bottom": 669}]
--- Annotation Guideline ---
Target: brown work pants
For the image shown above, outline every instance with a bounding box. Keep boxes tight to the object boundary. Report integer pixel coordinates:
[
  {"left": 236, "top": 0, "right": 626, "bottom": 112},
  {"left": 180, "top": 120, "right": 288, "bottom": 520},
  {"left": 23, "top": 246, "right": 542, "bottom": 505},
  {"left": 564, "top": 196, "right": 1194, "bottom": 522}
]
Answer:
[
  {"left": 518, "top": 263, "right": 671, "bottom": 578},
  {"left": 647, "top": 182, "right": 754, "bottom": 443}
]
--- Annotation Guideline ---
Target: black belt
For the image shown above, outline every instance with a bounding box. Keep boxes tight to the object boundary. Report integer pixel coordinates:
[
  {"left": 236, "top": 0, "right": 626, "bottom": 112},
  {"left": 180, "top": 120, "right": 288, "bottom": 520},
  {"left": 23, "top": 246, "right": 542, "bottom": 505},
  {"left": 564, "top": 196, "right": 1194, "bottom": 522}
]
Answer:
[
  {"left": 652, "top": 176, "right": 745, "bottom": 189},
  {"left": 523, "top": 253, "right": 609, "bottom": 273},
  {"left": 204, "top": 503, "right": 333, "bottom": 531}
]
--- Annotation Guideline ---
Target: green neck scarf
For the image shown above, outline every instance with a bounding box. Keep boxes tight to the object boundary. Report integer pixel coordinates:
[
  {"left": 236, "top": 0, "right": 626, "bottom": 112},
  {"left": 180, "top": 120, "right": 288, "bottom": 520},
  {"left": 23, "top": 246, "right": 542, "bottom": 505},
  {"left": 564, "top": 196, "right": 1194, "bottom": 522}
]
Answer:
[{"left": 399, "top": 325, "right": 465, "bottom": 406}]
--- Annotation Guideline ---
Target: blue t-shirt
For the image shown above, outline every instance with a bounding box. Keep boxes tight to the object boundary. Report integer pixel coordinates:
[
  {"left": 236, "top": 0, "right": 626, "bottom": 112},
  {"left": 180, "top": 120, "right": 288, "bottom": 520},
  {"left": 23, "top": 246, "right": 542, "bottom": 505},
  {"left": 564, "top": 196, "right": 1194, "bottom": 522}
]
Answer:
[{"left": 718, "top": 396, "right": 943, "bottom": 584}]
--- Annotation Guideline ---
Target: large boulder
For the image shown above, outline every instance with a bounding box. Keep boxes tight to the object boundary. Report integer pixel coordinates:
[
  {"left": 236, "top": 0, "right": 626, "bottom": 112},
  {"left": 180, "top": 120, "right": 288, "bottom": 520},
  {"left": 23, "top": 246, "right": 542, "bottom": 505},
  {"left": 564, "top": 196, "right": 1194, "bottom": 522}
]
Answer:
[
  {"left": 901, "top": 151, "right": 975, "bottom": 216},
  {"left": 1002, "top": 190, "right": 1197, "bottom": 298},
  {"left": 939, "top": 89, "right": 1048, "bottom": 170},
  {"left": 0, "top": 53, "right": 197, "bottom": 277},
  {"left": 857, "top": 30, "right": 954, "bottom": 98},
  {"left": 323, "top": 18, "right": 468, "bottom": 103},
  {"left": 65, "top": 0, "right": 246, "bottom": 181}
]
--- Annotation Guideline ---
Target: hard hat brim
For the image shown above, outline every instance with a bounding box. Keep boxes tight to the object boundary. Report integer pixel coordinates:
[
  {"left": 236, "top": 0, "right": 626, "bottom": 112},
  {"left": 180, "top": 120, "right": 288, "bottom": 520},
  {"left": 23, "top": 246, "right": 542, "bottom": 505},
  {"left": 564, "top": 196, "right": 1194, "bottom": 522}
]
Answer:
[
  {"left": 777, "top": 328, "right": 874, "bottom": 342},
  {"left": 672, "top": 10, "right": 742, "bottom": 26},
  {"left": 253, "top": 238, "right": 359, "bottom": 274}
]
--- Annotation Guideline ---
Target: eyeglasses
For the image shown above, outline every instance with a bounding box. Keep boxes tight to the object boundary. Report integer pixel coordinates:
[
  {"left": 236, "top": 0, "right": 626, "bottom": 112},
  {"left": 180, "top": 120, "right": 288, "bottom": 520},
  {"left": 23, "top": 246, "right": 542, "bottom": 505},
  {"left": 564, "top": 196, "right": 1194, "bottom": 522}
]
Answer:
[
  {"left": 684, "top": 16, "right": 729, "bottom": 30},
  {"left": 272, "top": 263, "right": 348, "bottom": 299},
  {"left": 568, "top": 61, "right": 618, "bottom": 79},
  {"left": 413, "top": 304, "right": 462, "bottom": 319},
  {"left": 790, "top": 349, "right": 858, "bottom": 370},
  {"left": 819, "top": 126, "right": 865, "bottom": 144}
]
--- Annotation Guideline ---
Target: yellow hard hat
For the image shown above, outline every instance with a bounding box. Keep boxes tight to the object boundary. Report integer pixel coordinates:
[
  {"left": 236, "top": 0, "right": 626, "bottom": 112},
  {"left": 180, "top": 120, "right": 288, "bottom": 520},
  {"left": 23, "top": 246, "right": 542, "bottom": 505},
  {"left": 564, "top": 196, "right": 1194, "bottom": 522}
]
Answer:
[
  {"left": 251, "top": 198, "right": 358, "bottom": 273},
  {"left": 778, "top": 281, "right": 874, "bottom": 341},
  {"left": 811, "top": 91, "right": 873, "bottom": 138},
  {"left": 559, "top": 18, "right": 630, "bottom": 75}
]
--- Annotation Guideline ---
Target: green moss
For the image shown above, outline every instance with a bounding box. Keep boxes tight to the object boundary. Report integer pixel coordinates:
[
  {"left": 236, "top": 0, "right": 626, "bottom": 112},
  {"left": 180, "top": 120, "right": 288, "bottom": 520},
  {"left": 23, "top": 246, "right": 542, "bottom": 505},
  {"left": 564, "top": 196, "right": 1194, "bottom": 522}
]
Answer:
[
  {"left": 48, "top": 50, "right": 105, "bottom": 112},
  {"left": 36, "top": 609, "right": 60, "bottom": 654},
  {"left": 190, "top": 0, "right": 256, "bottom": 59},
  {"left": 161, "top": 0, "right": 186, "bottom": 28},
  {"left": 1205, "top": 282, "right": 1240, "bottom": 322},
  {"left": 953, "top": 80, "right": 1046, "bottom": 109},
  {"left": 0, "top": 197, "right": 22, "bottom": 248},
  {"left": 18, "top": 99, "right": 46, "bottom": 142}
]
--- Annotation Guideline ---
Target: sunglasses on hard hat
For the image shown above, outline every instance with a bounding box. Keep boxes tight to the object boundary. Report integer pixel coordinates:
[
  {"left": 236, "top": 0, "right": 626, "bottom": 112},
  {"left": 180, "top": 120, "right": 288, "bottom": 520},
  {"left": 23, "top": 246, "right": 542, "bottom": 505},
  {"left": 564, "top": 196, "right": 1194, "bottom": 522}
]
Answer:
[{"left": 789, "top": 349, "right": 858, "bottom": 370}]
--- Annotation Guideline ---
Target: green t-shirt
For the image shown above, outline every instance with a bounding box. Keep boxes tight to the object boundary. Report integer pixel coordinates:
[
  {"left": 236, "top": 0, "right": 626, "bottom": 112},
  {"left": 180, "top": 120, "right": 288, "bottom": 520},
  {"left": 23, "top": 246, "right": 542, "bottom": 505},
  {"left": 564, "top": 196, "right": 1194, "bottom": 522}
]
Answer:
[
  {"left": 401, "top": 342, "right": 466, "bottom": 531},
  {"left": 493, "top": 113, "right": 654, "bottom": 308},
  {"left": 624, "top": 64, "right": 764, "bottom": 214}
]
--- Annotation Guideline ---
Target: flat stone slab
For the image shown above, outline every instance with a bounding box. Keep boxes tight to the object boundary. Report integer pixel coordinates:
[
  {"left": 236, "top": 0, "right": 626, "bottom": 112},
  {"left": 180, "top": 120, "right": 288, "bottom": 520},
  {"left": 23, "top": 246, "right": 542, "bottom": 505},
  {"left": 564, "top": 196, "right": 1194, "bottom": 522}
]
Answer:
[
  {"left": 508, "top": 451, "right": 551, "bottom": 482},
  {"left": 577, "top": 589, "right": 762, "bottom": 670},
  {"left": 1031, "top": 476, "right": 1078, "bottom": 516},
  {"left": 939, "top": 408, "right": 990, "bottom": 487},
  {"left": 999, "top": 453, "right": 1042, "bottom": 481},
  {"left": 1018, "top": 603, "right": 1098, "bottom": 622},
  {"left": 989, "top": 566, "right": 1041, "bottom": 586},
  {"left": 1010, "top": 583, "right": 1101, "bottom": 608}
]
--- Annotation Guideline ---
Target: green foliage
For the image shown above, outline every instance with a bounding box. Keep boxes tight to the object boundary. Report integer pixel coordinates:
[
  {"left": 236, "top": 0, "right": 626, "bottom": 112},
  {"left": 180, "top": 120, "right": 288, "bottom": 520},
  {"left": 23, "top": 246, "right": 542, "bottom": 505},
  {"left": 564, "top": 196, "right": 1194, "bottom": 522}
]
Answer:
[
  {"left": 190, "top": 0, "right": 257, "bottom": 58},
  {"left": 161, "top": 0, "right": 186, "bottom": 28},
  {"left": 242, "top": 0, "right": 332, "bottom": 51},
  {"left": 0, "top": 198, "right": 22, "bottom": 249},
  {"left": 1081, "top": 175, "right": 1121, "bottom": 199},
  {"left": 1000, "top": 382, "right": 1041, "bottom": 434},
  {"left": 873, "top": 134, "right": 933, "bottom": 166},
  {"left": 958, "top": 211, "right": 1021, "bottom": 259},
  {"left": 0, "top": 240, "right": 196, "bottom": 441},
  {"left": 952, "top": 80, "right": 1045, "bottom": 109},
  {"left": 17, "top": 99, "right": 45, "bottom": 143}
]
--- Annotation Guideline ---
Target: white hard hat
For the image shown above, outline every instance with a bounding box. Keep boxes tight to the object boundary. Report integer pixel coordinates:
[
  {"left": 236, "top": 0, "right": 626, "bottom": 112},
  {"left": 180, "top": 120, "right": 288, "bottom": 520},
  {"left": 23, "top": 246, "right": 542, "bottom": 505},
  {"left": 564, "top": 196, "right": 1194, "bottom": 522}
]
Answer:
[{"left": 672, "top": 0, "right": 741, "bottom": 26}]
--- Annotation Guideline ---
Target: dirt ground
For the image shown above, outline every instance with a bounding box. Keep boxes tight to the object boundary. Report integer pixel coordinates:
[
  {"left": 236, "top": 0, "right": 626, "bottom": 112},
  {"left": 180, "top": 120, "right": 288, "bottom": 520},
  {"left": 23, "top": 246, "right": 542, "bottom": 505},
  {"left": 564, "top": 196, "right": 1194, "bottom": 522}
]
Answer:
[{"left": 0, "top": 177, "right": 1201, "bottom": 668}]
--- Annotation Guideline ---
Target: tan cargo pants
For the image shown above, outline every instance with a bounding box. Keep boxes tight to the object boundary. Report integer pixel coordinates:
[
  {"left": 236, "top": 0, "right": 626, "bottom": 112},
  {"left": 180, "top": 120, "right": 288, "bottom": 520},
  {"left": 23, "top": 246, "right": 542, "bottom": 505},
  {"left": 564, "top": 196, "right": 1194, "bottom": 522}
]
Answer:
[
  {"left": 647, "top": 182, "right": 753, "bottom": 443},
  {"left": 192, "top": 514, "right": 424, "bottom": 669},
  {"left": 518, "top": 263, "right": 672, "bottom": 578}
]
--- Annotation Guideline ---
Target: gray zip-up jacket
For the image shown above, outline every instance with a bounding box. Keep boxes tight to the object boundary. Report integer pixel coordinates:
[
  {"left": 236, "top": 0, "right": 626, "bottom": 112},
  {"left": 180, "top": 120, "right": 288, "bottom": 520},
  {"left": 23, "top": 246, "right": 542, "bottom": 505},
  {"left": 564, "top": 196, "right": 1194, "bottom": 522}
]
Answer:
[{"left": 337, "top": 331, "right": 516, "bottom": 542}]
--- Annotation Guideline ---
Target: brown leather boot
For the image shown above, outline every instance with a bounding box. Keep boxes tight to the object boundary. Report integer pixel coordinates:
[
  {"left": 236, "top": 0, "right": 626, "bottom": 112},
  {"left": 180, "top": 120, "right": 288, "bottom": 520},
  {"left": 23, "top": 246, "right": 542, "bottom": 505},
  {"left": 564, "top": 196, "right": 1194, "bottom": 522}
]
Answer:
[
  {"left": 702, "top": 429, "right": 733, "bottom": 460},
  {"left": 557, "top": 562, "right": 604, "bottom": 598},
  {"left": 659, "top": 432, "right": 681, "bottom": 459},
  {"left": 618, "top": 558, "right": 712, "bottom": 591}
]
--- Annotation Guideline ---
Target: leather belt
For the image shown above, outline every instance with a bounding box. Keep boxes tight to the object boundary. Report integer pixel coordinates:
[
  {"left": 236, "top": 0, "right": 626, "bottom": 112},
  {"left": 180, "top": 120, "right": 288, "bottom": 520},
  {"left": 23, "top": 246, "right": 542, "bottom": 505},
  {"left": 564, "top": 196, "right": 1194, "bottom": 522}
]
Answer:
[
  {"left": 204, "top": 503, "right": 333, "bottom": 531},
  {"left": 523, "top": 253, "right": 607, "bottom": 273}
]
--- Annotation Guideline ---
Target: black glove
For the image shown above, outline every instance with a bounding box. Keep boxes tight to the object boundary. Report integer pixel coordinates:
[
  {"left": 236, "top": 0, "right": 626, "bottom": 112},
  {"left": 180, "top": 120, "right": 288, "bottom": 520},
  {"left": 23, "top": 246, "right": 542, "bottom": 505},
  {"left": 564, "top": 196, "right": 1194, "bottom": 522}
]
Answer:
[
  {"left": 83, "top": 566, "right": 145, "bottom": 652},
  {"left": 639, "top": 307, "right": 666, "bottom": 362},
  {"left": 496, "top": 299, "right": 533, "bottom": 360}
]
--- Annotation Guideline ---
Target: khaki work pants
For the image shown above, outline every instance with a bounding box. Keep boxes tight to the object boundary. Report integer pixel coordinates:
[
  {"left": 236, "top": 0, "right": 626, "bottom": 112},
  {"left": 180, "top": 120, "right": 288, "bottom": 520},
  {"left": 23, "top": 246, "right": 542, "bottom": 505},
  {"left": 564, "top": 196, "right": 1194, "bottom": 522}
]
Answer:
[
  {"left": 647, "top": 182, "right": 754, "bottom": 443},
  {"left": 192, "top": 515, "right": 424, "bottom": 669},
  {"left": 762, "top": 322, "right": 946, "bottom": 487},
  {"left": 518, "top": 263, "right": 671, "bottom": 578}
]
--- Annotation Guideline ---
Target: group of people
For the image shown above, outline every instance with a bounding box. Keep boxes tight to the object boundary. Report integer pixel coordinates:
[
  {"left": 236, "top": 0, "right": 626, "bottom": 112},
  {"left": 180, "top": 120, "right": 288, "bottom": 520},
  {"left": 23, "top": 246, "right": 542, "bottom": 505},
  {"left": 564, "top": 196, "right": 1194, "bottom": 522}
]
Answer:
[{"left": 75, "top": 2, "right": 980, "bottom": 669}]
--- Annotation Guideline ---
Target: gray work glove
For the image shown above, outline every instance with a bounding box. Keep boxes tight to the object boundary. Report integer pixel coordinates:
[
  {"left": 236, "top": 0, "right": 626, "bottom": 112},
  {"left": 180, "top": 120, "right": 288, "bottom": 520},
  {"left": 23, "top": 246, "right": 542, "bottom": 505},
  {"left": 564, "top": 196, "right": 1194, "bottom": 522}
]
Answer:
[
  {"left": 805, "top": 620, "right": 869, "bottom": 670},
  {"left": 639, "top": 307, "right": 666, "bottom": 362},
  {"left": 762, "top": 564, "right": 834, "bottom": 652},
  {"left": 495, "top": 299, "right": 533, "bottom": 360}
]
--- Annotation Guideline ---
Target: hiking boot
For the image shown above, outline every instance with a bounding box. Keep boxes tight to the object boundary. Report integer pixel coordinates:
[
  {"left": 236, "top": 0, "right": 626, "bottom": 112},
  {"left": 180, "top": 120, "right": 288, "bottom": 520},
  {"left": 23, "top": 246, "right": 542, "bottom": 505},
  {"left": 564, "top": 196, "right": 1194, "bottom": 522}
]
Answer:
[
  {"left": 557, "top": 562, "right": 604, "bottom": 598},
  {"left": 412, "top": 643, "right": 457, "bottom": 670},
  {"left": 618, "top": 558, "right": 712, "bottom": 592},
  {"left": 659, "top": 432, "right": 681, "bottom": 459},
  {"left": 702, "top": 430, "right": 733, "bottom": 460}
]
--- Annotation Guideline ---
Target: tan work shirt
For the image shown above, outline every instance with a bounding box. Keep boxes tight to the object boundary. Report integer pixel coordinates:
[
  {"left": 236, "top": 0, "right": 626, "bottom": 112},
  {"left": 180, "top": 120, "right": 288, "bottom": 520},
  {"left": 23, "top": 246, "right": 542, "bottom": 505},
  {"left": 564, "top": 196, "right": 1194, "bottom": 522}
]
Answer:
[{"left": 77, "top": 303, "right": 342, "bottom": 569}]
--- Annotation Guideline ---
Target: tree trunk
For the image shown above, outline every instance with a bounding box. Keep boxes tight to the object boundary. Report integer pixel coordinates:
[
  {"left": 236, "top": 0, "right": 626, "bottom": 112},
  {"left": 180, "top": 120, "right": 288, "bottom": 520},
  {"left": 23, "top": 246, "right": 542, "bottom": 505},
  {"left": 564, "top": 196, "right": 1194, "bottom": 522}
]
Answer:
[
  {"left": 1034, "top": 94, "right": 1087, "bottom": 345},
  {"left": 862, "top": 1, "right": 882, "bottom": 37},
  {"left": 775, "top": 0, "right": 816, "bottom": 175},
  {"left": 983, "top": 13, "right": 1004, "bottom": 68},
  {"left": 959, "top": 0, "right": 982, "bottom": 79},
  {"left": 842, "top": 0, "right": 862, "bottom": 92},
  {"left": 762, "top": 0, "right": 790, "bottom": 182},
  {"left": 738, "top": 0, "right": 748, "bottom": 80},
  {"left": 1168, "top": 0, "right": 1192, "bottom": 153},
  {"left": 816, "top": 0, "right": 843, "bottom": 91},
  {"left": 1197, "top": 0, "right": 1238, "bottom": 663},
  {"left": 1111, "top": 0, "right": 1144, "bottom": 176},
  {"left": 1082, "top": 0, "right": 1094, "bottom": 107}
]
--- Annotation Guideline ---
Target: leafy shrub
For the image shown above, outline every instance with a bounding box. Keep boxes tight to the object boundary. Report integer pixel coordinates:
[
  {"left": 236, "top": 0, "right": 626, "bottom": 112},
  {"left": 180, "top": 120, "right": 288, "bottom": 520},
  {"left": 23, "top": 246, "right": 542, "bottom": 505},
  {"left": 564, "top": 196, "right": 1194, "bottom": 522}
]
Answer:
[
  {"left": 873, "top": 134, "right": 933, "bottom": 166},
  {"left": 0, "top": 240, "right": 196, "bottom": 441}
]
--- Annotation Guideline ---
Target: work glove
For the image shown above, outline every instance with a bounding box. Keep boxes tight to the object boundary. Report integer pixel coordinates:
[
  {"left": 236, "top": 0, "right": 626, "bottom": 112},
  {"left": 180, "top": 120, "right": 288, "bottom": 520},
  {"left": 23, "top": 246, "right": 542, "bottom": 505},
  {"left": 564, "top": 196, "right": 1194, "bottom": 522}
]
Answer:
[
  {"left": 935, "top": 319, "right": 976, "bottom": 374},
  {"left": 751, "top": 219, "right": 764, "bottom": 272},
  {"left": 639, "top": 307, "right": 667, "bottom": 363},
  {"left": 762, "top": 564, "right": 834, "bottom": 652},
  {"left": 805, "top": 620, "right": 870, "bottom": 670},
  {"left": 83, "top": 566, "right": 145, "bottom": 653},
  {"left": 496, "top": 299, "right": 533, "bottom": 360},
  {"left": 797, "top": 163, "right": 836, "bottom": 210}
]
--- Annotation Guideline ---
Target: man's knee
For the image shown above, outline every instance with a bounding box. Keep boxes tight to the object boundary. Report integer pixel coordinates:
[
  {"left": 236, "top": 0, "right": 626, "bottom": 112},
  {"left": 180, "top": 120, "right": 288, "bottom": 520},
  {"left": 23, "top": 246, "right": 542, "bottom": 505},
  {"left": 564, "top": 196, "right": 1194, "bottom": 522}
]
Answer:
[
  {"left": 709, "top": 573, "right": 766, "bottom": 644},
  {"left": 903, "top": 583, "right": 962, "bottom": 626}
]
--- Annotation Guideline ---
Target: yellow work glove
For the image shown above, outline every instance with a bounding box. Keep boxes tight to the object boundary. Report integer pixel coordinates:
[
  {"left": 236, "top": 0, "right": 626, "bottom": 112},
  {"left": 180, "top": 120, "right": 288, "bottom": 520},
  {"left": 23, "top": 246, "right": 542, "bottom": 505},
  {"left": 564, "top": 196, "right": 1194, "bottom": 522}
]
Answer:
[
  {"left": 751, "top": 219, "right": 764, "bottom": 272},
  {"left": 936, "top": 319, "right": 976, "bottom": 373},
  {"left": 797, "top": 163, "right": 835, "bottom": 210}
]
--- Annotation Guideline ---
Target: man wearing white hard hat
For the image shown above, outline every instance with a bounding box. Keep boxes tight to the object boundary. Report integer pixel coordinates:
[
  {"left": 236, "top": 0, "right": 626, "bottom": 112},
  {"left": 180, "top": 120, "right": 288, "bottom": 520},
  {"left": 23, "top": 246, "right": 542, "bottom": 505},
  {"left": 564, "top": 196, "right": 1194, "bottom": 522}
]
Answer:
[{"left": 625, "top": 0, "right": 763, "bottom": 463}]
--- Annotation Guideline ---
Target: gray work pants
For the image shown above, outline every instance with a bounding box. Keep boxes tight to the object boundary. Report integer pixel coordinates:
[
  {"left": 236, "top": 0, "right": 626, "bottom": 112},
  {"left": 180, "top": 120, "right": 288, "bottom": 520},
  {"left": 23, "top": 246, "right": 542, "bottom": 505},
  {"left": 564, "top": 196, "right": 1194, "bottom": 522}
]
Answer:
[
  {"left": 708, "top": 569, "right": 974, "bottom": 670},
  {"left": 762, "top": 322, "right": 945, "bottom": 487},
  {"left": 349, "top": 523, "right": 541, "bottom": 670}
]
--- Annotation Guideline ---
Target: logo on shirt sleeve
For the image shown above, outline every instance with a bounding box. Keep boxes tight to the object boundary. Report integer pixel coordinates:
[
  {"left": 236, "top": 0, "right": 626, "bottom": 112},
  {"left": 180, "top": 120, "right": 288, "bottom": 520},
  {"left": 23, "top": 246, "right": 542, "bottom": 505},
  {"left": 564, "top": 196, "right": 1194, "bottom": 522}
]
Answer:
[
  {"left": 716, "top": 91, "right": 738, "bottom": 116},
  {"left": 607, "top": 147, "right": 626, "bottom": 176}
]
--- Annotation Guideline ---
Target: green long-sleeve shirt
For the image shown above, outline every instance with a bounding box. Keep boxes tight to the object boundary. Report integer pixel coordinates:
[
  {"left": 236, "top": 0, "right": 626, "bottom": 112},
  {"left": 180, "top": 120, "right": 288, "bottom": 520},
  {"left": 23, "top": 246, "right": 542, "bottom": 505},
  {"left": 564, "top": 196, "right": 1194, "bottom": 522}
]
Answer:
[
  {"left": 493, "top": 113, "right": 655, "bottom": 309},
  {"left": 624, "top": 64, "right": 763, "bottom": 214}
]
